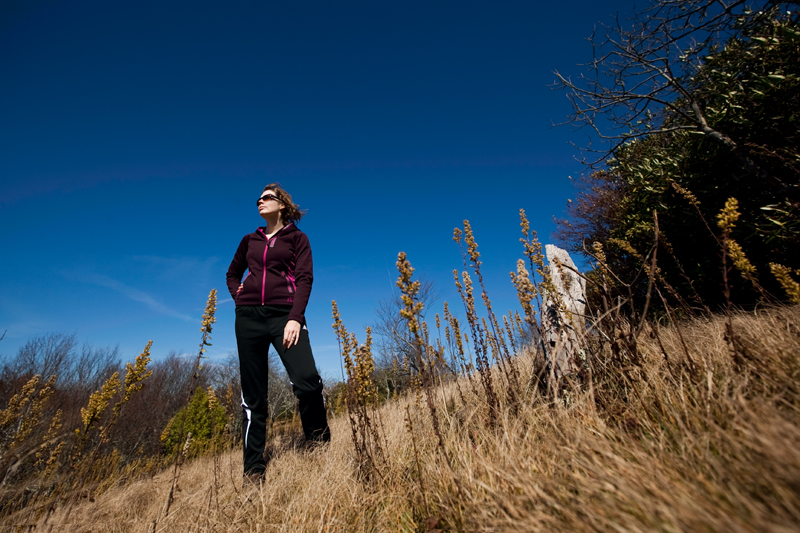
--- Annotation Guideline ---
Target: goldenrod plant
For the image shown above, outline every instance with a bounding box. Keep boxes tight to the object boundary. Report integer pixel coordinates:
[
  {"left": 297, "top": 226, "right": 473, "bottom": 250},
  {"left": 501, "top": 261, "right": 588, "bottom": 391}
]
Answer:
[
  {"left": 769, "top": 263, "right": 800, "bottom": 304},
  {"left": 0, "top": 374, "right": 56, "bottom": 486},
  {"left": 156, "top": 289, "right": 217, "bottom": 528},
  {"left": 331, "top": 301, "right": 385, "bottom": 480},
  {"left": 57, "top": 340, "right": 154, "bottom": 526}
]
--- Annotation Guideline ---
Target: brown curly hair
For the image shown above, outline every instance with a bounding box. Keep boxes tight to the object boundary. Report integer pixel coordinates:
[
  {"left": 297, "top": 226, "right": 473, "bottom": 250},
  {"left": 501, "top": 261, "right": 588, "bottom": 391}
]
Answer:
[{"left": 262, "top": 183, "right": 306, "bottom": 224}]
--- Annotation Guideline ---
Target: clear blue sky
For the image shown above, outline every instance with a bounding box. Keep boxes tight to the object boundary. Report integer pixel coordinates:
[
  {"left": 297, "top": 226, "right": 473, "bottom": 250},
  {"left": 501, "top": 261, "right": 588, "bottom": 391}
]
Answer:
[{"left": 1, "top": 0, "right": 633, "bottom": 379}]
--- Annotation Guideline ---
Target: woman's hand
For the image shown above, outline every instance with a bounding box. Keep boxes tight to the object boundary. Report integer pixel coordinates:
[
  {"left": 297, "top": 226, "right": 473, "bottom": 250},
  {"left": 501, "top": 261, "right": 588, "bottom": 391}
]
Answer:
[
  {"left": 283, "top": 319, "right": 302, "bottom": 349},
  {"left": 237, "top": 283, "right": 243, "bottom": 295}
]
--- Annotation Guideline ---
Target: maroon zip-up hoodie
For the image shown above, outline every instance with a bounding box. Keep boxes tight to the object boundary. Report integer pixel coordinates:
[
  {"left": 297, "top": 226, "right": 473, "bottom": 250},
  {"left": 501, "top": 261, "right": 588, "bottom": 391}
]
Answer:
[{"left": 226, "top": 223, "right": 313, "bottom": 324}]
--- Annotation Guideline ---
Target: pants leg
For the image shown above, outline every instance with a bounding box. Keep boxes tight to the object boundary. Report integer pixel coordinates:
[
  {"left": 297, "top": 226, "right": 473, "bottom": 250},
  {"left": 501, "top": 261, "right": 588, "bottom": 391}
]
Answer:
[
  {"left": 270, "top": 321, "right": 331, "bottom": 443},
  {"left": 235, "top": 306, "right": 271, "bottom": 475},
  {"left": 236, "top": 307, "right": 331, "bottom": 476}
]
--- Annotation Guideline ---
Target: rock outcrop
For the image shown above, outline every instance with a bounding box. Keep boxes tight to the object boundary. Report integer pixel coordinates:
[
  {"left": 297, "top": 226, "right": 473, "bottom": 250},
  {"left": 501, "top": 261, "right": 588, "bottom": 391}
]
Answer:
[{"left": 542, "top": 244, "right": 586, "bottom": 378}]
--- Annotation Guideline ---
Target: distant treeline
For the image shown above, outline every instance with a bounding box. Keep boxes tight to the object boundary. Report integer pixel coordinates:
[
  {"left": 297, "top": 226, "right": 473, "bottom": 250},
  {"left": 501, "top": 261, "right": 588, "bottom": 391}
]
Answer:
[{"left": 0, "top": 331, "right": 298, "bottom": 517}]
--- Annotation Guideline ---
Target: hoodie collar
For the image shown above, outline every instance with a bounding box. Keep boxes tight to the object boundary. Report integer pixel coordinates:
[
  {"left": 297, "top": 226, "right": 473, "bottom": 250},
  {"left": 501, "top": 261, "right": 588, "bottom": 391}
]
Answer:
[{"left": 257, "top": 222, "right": 294, "bottom": 240}]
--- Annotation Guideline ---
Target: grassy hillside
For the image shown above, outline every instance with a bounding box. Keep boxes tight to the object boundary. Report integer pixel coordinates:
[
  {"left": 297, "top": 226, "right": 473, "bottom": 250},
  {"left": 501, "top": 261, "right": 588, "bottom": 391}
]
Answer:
[{"left": 9, "top": 306, "right": 799, "bottom": 532}]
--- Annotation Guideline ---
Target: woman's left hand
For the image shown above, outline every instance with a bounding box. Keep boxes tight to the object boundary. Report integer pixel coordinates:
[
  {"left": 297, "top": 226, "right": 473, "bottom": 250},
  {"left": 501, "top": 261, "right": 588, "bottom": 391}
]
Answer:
[{"left": 283, "top": 319, "right": 302, "bottom": 349}]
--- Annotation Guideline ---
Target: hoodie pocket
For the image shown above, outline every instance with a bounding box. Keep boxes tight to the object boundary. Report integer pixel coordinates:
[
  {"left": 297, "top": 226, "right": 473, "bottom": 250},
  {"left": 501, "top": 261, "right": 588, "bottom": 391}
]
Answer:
[{"left": 237, "top": 272, "right": 252, "bottom": 301}]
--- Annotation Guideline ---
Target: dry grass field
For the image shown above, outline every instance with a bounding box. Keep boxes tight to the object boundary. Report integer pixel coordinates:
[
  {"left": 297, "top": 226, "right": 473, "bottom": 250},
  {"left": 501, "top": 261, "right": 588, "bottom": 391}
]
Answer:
[{"left": 8, "top": 305, "right": 799, "bottom": 532}]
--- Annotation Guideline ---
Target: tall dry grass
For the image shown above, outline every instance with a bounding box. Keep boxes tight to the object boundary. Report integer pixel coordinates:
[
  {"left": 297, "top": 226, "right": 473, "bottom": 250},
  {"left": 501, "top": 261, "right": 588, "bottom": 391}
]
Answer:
[{"left": 9, "top": 305, "right": 798, "bottom": 532}]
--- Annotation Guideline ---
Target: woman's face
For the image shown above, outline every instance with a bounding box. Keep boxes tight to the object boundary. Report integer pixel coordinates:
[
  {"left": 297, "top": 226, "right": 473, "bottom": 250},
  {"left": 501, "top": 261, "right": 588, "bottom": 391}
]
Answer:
[{"left": 257, "top": 189, "right": 284, "bottom": 220}]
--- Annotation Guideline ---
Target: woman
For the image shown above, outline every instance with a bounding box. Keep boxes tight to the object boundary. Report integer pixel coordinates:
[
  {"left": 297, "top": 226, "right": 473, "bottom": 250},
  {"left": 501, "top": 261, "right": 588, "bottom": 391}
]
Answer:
[{"left": 226, "top": 183, "right": 330, "bottom": 480}]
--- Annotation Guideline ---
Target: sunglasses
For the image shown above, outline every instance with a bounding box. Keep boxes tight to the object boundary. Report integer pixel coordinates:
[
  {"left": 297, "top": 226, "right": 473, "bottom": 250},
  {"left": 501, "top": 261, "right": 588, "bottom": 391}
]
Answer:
[{"left": 257, "top": 194, "right": 281, "bottom": 205}]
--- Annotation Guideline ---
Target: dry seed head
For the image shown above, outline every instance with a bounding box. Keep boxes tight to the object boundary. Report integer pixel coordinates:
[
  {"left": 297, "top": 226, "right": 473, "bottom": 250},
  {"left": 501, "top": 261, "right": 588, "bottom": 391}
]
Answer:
[
  {"left": 36, "top": 408, "right": 63, "bottom": 467},
  {"left": 453, "top": 269, "right": 463, "bottom": 292},
  {"left": 519, "top": 209, "right": 545, "bottom": 269},
  {"left": 20, "top": 375, "right": 39, "bottom": 398},
  {"left": 207, "top": 386, "right": 218, "bottom": 410},
  {"left": 201, "top": 289, "right": 217, "bottom": 333},
  {"left": 81, "top": 372, "right": 121, "bottom": 433},
  {"left": 481, "top": 290, "right": 492, "bottom": 314},
  {"left": 592, "top": 241, "right": 607, "bottom": 264},
  {"left": 353, "top": 327, "right": 377, "bottom": 402},
  {"left": 448, "top": 314, "right": 465, "bottom": 358},
  {"left": 160, "top": 418, "right": 174, "bottom": 443},
  {"left": 553, "top": 257, "right": 573, "bottom": 294},
  {"left": 519, "top": 208, "right": 530, "bottom": 236},
  {"left": 769, "top": 263, "right": 800, "bottom": 304},
  {"left": 514, "top": 311, "right": 525, "bottom": 338},
  {"left": 503, "top": 314, "right": 517, "bottom": 354},
  {"left": 331, "top": 300, "right": 342, "bottom": 327},
  {"left": 1, "top": 375, "right": 40, "bottom": 429},
  {"left": 482, "top": 317, "right": 497, "bottom": 360},
  {"left": 727, "top": 240, "right": 757, "bottom": 277},
  {"left": 463, "top": 220, "right": 481, "bottom": 265},
  {"left": 395, "top": 252, "right": 417, "bottom": 292},
  {"left": 14, "top": 374, "right": 56, "bottom": 444},
  {"left": 332, "top": 300, "right": 355, "bottom": 377},
  {"left": 47, "top": 409, "right": 62, "bottom": 437},
  {"left": 343, "top": 332, "right": 359, "bottom": 379},
  {"left": 199, "top": 289, "right": 218, "bottom": 353},
  {"left": 42, "top": 441, "right": 64, "bottom": 479},
  {"left": 669, "top": 180, "right": 700, "bottom": 207},
  {"left": 608, "top": 238, "right": 643, "bottom": 261},
  {"left": 510, "top": 259, "right": 537, "bottom": 324},
  {"left": 591, "top": 241, "right": 611, "bottom": 285},
  {"left": 115, "top": 340, "right": 153, "bottom": 416},
  {"left": 44, "top": 374, "right": 59, "bottom": 391},
  {"left": 717, "top": 197, "right": 740, "bottom": 232},
  {"left": 461, "top": 271, "right": 476, "bottom": 316},
  {"left": 182, "top": 432, "right": 192, "bottom": 458},
  {"left": 396, "top": 252, "right": 425, "bottom": 336}
]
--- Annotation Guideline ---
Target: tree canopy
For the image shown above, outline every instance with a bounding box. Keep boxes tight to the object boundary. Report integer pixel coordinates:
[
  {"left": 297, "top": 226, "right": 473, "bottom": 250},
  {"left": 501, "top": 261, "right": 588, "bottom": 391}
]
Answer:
[{"left": 556, "top": 1, "right": 799, "bottom": 310}]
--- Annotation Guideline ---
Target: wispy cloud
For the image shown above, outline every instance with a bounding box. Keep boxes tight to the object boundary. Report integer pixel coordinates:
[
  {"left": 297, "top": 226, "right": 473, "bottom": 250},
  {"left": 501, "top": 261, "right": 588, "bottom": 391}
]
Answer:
[
  {"left": 63, "top": 271, "right": 193, "bottom": 322},
  {"left": 129, "top": 255, "right": 220, "bottom": 284}
]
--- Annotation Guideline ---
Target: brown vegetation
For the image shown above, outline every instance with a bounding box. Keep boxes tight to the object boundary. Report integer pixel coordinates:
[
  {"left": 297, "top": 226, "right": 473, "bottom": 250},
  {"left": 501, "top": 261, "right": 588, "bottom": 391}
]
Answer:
[{"left": 3, "top": 304, "right": 796, "bottom": 532}]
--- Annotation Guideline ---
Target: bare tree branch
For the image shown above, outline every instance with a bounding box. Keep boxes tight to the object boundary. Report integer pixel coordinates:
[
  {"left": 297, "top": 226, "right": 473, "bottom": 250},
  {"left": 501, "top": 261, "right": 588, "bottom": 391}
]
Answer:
[{"left": 553, "top": 0, "right": 797, "bottom": 193}]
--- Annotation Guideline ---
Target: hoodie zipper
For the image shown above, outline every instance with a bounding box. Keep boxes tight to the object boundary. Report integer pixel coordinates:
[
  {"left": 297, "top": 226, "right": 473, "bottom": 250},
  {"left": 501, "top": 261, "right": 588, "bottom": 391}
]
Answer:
[{"left": 257, "top": 224, "right": 293, "bottom": 306}]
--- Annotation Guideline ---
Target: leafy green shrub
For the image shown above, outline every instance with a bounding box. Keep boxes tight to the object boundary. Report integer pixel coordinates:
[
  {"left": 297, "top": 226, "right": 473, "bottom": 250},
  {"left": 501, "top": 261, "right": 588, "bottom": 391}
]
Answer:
[{"left": 160, "top": 386, "right": 227, "bottom": 458}]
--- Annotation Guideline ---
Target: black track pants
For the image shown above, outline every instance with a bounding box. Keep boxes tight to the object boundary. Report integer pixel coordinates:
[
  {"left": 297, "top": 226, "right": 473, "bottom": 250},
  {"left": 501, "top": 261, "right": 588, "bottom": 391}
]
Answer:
[{"left": 235, "top": 306, "right": 330, "bottom": 475}]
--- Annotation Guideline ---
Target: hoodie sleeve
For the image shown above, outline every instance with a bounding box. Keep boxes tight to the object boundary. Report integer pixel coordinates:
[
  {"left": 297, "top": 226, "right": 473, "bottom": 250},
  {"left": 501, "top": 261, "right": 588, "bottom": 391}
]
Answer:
[
  {"left": 288, "top": 232, "right": 314, "bottom": 323},
  {"left": 226, "top": 235, "right": 250, "bottom": 300}
]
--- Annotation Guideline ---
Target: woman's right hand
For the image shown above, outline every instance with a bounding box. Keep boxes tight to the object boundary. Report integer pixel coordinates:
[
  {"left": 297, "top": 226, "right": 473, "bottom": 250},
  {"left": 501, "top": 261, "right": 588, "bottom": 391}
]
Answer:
[{"left": 237, "top": 283, "right": 243, "bottom": 295}]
